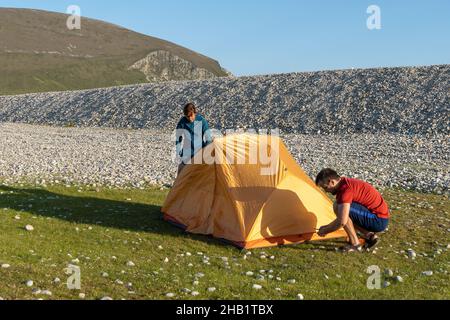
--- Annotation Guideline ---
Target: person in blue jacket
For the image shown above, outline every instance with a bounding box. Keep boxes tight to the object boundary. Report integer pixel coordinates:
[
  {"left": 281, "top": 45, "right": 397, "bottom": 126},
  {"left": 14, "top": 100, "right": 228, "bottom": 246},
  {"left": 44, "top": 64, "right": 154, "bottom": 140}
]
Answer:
[{"left": 176, "top": 103, "right": 213, "bottom": 175}]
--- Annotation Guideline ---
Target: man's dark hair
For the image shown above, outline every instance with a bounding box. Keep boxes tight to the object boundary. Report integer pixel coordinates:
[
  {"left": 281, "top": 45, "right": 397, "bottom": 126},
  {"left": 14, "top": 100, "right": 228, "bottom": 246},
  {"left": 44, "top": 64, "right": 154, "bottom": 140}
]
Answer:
[
  {"left": 315, "top": 168, "right": 340, "bottom": 185},
  {"left": 184, "top": 103, "right": 197, "bottom": 116}
]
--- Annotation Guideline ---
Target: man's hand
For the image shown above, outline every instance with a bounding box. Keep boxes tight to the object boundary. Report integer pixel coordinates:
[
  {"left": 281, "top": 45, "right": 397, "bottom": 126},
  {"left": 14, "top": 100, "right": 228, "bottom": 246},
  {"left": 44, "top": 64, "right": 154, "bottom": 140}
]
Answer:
[{"left": 317, "top": 226, "right": 329, "bottom": 237}]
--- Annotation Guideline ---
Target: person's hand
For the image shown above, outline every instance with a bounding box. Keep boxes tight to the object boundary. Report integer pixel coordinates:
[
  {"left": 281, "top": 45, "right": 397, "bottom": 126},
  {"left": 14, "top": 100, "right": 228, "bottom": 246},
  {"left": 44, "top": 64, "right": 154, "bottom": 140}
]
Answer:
[{"left": 317, "top": 226, "right": 328, "bottom": 237}]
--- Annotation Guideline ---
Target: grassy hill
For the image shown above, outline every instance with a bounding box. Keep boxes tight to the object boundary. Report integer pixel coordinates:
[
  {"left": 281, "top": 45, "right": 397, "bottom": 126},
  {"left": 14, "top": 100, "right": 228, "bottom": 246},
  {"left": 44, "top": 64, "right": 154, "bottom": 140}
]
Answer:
[
  {"left": 0, "top": 183, "right": 448, "bottom": 300},
  {"left": 0, "top": 8, "right": 229, "bottom": 96}
]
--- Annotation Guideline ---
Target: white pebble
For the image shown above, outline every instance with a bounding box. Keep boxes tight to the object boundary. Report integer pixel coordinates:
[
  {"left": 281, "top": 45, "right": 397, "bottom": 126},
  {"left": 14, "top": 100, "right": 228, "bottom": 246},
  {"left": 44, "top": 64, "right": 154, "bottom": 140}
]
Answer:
[
  {"left": 32, "top": 288, "right": 41, "bottom": 295},
  {"left": 384, "top": 269, "right": 394, "bottom": 277},
  {"left": 407, "top": 249, "right": 417, "bottom": 259}
]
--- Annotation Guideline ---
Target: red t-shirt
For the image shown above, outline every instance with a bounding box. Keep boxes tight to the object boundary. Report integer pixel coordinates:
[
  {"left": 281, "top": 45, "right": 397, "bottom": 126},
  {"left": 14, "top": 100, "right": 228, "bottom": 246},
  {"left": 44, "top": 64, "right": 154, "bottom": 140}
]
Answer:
[{"left": 336, "top": 177, "right": 390, "bottom": 219}]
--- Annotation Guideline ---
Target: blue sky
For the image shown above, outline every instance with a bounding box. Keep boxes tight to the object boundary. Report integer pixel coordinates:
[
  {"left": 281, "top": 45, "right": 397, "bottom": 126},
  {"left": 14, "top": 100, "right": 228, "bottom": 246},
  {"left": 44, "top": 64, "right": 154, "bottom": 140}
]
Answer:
[{"left": 1, "top": 0, "right": 449, "bottom": 76}]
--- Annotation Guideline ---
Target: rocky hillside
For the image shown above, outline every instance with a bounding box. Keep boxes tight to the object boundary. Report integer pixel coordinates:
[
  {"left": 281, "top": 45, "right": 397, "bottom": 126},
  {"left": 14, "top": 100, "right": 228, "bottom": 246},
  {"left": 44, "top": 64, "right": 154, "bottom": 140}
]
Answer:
[
  {"left": 0, "top": 65, "right": 448, "bottom": 135},
  {"left": 0, "top": 8, "right": 230, "bottom": 95}
]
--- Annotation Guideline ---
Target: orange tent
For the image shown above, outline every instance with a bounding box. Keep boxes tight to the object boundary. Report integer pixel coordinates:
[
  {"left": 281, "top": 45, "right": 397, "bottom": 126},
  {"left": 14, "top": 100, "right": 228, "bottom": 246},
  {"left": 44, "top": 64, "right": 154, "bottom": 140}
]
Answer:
[{"left": 162, "top": 133, "right": 345, "bottom": 249}]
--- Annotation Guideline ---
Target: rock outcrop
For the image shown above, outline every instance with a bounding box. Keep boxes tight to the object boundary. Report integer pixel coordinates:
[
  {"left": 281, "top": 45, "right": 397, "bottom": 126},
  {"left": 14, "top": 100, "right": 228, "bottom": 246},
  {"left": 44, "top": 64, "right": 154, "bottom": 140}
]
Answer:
[{"left": 129, "top": 50, "right": 218, "bottom": 82}]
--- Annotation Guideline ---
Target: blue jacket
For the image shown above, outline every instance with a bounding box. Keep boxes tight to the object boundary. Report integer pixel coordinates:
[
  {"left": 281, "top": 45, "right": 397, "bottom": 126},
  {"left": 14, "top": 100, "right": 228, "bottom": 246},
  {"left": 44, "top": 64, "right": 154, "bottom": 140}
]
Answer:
[{"left": 176, "top": 114, "right": 213, "bottom": 162}]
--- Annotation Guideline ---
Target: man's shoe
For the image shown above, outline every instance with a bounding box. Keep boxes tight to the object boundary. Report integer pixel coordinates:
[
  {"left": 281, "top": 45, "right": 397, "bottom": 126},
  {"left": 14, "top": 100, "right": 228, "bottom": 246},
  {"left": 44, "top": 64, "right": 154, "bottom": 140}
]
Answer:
[{"left": 364, "top": 234, "right": 380, "bottom": 250}]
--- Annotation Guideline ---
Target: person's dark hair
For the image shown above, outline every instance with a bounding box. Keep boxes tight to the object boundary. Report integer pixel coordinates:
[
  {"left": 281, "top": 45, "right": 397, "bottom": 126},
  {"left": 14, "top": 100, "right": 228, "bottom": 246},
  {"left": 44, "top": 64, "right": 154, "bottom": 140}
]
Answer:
[
  {"left": 183, "top": 103, "right": 197, "bottom": 116},
  {"left": 315, "top": 168, "right": 340, "bottom": 185}
]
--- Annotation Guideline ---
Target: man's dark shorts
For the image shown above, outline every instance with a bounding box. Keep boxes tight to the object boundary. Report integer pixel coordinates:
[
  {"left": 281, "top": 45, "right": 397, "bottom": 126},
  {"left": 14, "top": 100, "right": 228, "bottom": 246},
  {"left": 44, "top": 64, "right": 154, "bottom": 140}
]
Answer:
[{"left": 350, "top": 203, "right": 389, "bottom": 233}]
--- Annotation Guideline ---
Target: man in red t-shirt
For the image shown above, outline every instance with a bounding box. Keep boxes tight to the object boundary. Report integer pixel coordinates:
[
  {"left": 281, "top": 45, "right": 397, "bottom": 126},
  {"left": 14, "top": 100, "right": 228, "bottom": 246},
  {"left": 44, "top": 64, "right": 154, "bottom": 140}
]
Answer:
[{"left": 315, "top": 168, "right": 390, "bottom": 252}]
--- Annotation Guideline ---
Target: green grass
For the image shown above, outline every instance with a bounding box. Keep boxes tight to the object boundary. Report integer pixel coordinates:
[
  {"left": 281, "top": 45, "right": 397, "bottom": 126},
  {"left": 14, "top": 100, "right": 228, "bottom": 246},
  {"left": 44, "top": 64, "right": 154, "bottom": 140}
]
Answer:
[
  {"left": 0, "top": 53, "right": 149, "bottom": 96},
  {"left": 0, "top": 183, "right": 448, "bottom": 300}
]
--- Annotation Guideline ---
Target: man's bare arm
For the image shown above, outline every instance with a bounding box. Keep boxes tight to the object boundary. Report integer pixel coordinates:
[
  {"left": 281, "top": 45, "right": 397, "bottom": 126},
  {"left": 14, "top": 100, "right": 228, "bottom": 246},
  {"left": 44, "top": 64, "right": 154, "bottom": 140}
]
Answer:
[{"left": 318, "top": 203, "right": 351, "bottom": 236}]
